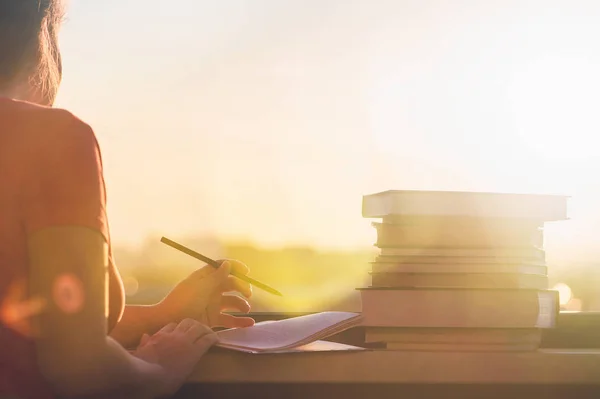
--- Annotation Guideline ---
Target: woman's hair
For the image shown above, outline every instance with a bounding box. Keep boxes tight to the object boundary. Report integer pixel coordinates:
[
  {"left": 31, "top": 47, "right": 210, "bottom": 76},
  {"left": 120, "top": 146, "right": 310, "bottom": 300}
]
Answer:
[{"left": 0, "top": 0, "right": 64, "bottom": 104}]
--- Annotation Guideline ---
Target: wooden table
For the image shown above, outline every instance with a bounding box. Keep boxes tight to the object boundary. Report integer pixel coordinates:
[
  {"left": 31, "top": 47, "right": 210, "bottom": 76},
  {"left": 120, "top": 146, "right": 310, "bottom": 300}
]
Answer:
[
  {"left": 177, "top": 349, "right": 600, "bottom": 398},
  {"left": 189, "top": 348, "right": 600, "bottom": 383}
]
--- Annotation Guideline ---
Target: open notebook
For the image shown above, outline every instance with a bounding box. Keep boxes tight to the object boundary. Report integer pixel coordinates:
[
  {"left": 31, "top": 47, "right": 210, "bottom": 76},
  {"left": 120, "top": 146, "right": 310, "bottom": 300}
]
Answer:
[{"left": 215, "top": 311, "right": 364, "bottom": 353}]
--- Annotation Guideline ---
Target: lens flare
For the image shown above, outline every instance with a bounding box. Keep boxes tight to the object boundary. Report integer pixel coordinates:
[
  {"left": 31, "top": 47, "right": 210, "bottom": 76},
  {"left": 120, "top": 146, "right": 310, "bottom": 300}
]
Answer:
[
  {"left": 552, "top": 282, "right": 573, "bottom": 306},
  {"left": 0, "top": 278, "right": 47, "bottom": 337},
  {"left": 52, "top": 273, "right": 85, "bottom": 314},
  {"left": 122, "top": 275, "right": 140, "bottom": 297}
]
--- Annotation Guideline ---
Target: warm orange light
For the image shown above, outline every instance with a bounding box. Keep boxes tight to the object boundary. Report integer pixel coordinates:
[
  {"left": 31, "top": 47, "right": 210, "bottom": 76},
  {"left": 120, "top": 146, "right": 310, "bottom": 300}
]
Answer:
[
  {"left": 52, "top": 273, "right": 85, "bottom": 314},
  {"left": 0, "top": 278, "right": 47, "bottom": 337},
  {"left": 552, "top": 283, "right": 573, "bottom": 306}
]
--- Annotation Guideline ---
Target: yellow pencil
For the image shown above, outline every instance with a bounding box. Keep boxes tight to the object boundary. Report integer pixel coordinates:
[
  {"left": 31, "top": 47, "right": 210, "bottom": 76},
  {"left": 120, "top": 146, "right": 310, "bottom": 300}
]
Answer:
[{"left": 160, "top": 236, "right": 283, "bottom": 297}]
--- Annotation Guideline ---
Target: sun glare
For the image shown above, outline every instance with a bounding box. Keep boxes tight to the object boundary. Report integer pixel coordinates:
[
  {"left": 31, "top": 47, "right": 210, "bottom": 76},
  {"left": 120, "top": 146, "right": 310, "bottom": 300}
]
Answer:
[
  {"left": 251, "top": 263, "right": 370, "bottom": 312},
  {"left": 552, "top": 283, "right": 573, "bottom": 306},
  {"left": 507, "top": 56, "right": 600, "bottom": 162}
]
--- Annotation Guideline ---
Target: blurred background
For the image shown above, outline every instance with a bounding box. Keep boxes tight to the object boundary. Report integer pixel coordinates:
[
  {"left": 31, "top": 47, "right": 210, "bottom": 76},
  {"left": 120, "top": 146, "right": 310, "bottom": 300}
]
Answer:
[{"left": 55, "top": 0, "right": 600, "bottom": 312}]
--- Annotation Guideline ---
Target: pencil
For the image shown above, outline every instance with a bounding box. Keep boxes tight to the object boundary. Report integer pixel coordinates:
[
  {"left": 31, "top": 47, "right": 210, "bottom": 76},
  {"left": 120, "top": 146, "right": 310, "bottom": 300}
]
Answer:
[{"left": 160, "top": 236, "right": 283, "bottom": 297}]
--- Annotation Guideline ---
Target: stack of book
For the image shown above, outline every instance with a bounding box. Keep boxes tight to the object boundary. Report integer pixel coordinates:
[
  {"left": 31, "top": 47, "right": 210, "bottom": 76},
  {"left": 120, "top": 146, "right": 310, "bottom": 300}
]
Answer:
[{"left": 359, "top": 190, "right": 568, "bottom": 351}]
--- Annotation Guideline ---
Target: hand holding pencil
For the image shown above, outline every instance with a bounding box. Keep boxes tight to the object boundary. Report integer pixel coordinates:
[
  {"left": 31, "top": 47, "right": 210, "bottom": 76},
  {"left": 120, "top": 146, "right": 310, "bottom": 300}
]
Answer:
[
  {"left": 154, "top": 255, "right": 255, "bottom": 329},
  {"left": 154, "top": 237, "right": 282, "bottom": 330},
  {"left": 160, "top": 237, "right": 283, "bottom": 296},
  {"left": 155, "top": 236, "right": 283, "bottom": 331}
]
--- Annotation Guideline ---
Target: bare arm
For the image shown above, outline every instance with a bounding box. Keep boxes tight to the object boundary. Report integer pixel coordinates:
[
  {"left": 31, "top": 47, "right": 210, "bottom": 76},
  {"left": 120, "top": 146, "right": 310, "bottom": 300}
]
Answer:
[
  {"left": 20, "top": 114, "right": 217, "bottom": 397},
  {"left": 110, "top": 258, "right": 254, "bottom": 350},
  {"left": 29, "top": 227, "right": 167, "bottom": 398},
  {"left": 110, "top": 305, "right": 167, "bottom": 350}
]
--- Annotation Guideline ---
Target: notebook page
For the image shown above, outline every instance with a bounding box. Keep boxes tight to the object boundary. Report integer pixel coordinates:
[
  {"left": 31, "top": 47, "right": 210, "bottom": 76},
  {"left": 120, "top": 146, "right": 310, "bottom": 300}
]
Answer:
[
  {"left": 268, "top": 340, "right": 365, "bottom": 353},
  {"left": 219, "top": 340, "right": 366, "bottom": 354},
  {"left": 216, "top": 312, "right": 360, "bottom": 351}
]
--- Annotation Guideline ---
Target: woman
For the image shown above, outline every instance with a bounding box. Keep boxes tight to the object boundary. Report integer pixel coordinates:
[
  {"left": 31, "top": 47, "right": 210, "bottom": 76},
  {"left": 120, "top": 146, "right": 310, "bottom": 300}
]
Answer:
[{"left": 0, "top": 1, "right": 255, "bottom": 398}]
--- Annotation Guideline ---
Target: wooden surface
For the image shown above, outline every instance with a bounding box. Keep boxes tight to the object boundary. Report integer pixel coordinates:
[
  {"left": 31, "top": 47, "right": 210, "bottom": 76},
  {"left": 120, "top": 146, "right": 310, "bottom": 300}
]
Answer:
[{"left": 189, "top": 348, "right": 600, "bottom": 384}]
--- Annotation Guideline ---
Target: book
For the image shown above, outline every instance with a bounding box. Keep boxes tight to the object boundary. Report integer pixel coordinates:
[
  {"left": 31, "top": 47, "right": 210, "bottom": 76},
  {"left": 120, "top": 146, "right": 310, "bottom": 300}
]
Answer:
[
  {"left": 364, "top": 327, "right": 541, "bottom": 345},
  {"left": 362, "top": 190, "right": 568, "bottom": 221},
  {"left": 359, "top": 288, "right": 558, "bottom": 328},
  {"left": 372, "top": 221, "right": 544, "bottom": 248},
  {"left": 375, "top": 215, "right": 545, "bottom": 229},
  {"left": 369, "top": 272, "right": 548, "bottom": 289},
  {"left": 374, "top": 255, "right": 546, "bottom": 266},
  {"left": 358, "top": 189, "right": 568, "bottom": 353},
  {"left": 215, "top": 312, "right": 364, "bottom": 353},
  {"left": 377, "top": 247, "right": 545, "bottom": 259},
  {"left": 385, "top": 342, "right": 537, "bottom": 351},
  {"left": 370, "top": 262, "right": 547, "bottom": 275},
  {"left": 373, "top": 215, "right": 545, "bottom": 228}
]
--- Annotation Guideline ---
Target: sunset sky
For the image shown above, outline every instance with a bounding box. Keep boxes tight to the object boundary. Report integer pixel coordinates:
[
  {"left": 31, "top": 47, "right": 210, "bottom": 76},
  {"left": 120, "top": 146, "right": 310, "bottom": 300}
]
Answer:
[{"left": 55, "top": 0, "right": 600, "bottom": 264}]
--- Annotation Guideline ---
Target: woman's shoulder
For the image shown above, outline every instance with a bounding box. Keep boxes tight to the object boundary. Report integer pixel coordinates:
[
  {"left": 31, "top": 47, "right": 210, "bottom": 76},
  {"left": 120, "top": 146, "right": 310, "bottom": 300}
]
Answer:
[{"left": 1, "top": 97, "right": 99, "bottom": 154}]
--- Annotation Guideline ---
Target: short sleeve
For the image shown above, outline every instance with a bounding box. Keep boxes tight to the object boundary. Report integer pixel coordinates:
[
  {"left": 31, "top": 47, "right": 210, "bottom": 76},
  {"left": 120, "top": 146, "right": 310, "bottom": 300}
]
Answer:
[{"left": 20, "top": 113, "right": 109, "bottom": 242}]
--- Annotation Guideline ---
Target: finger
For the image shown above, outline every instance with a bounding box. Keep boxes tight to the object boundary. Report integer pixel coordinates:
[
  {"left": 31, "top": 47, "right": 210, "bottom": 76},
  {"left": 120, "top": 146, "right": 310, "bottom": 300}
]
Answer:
[
  {"left": 139, "top": 333, "right": 151, "bottom": 346},
  {"left": 192, "top": 331, "right": 219, "bottom": 356},
  {"left": 176, "top": 318, "right": 198, "bottom": 332},
  {"left": 214, "top": 313, "right": 255, "bottom": 329},
  {"left": 226, "top": 259, "right": 250, "bottom": 276},
  {"left": 199, "top": 261, "right": 231, "bottom": 288},
  {"left": 191, "top": 259, "right": 248, "bottom": 280},
  {"left": 186, "top": 322, "right": 214, "bottom": 342},
  {"left": 205, "top": 259, "right": 249, "bottom": 276},
  {"left": 220, "top": 295, "right": 251, "bottom": 313},
  {"left": 220, "top": 275, "right": 252, "bottom": 298},
  {"left": 158, "top": 322, "right": 177, "bottom": 333},
  {"left": 187, "top": 258, "right": 232, "bottom": 281}
]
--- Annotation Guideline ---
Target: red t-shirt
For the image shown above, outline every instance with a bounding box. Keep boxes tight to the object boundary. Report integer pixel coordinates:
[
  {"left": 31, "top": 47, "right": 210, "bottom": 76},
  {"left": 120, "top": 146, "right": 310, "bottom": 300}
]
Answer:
[{"left": 0, "top": 97, "right": 125, "bottom": 398}]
